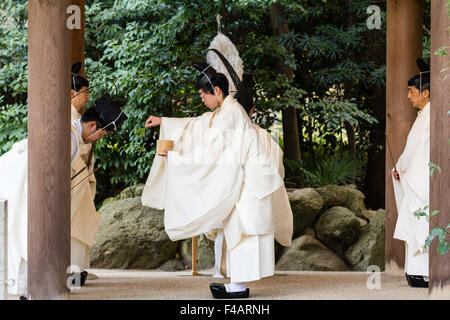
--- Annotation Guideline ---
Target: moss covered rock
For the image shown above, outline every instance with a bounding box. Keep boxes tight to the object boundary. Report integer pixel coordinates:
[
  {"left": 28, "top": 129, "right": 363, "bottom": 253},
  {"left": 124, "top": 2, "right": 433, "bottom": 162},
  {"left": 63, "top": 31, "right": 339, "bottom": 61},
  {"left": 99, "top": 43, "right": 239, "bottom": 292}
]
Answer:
[
  {"left": 276, "top": 235, "right": 349, "bottom": 271},
  {"left": 90, "top": 185, "right": 178, "bottom": 269},
  {"left": 288, "top": 188, "right": 324, "bottom": 236},
  {"left": 314, "top": 206, "right": 361, "bottom": 258}
]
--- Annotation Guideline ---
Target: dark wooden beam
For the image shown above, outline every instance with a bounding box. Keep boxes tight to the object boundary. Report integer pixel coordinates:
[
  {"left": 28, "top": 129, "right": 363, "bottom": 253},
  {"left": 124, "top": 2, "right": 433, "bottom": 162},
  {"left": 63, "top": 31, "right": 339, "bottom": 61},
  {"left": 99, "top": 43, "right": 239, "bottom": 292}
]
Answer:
[
  {"left": 429, "top": 0, "right": 450, "bottom": 299},
  {"left": 28, "top": 0, "right": 71, "bottom": 300},
  {"left": 385, "top": 0, "right": 423, "bottom": 274}
]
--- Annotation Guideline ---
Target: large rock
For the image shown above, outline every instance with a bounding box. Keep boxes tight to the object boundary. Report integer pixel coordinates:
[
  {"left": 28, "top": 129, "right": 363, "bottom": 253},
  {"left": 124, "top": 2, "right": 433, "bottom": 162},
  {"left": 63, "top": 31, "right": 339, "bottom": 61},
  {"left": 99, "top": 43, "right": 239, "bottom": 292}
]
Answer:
[
  {"left": 90, "top": 185, "right": 178, "bottom": 269},
  {"left": 314, "top": 206, "right": 361, "bottom": 257},
  {"left": 179, "top": 235, "right": 215, "bottom": 270},
  {"left": 276, "top": 235, "right": 349, "bottom": 271},
  {"left": 345, "top": 209, "right": 385, "bottom": 271},
  {"left": 343, "top": 185, "right": 368, "bottom": 221},
  {"left": 288, "top": 188, "right": 324, "bottom": 236},
  {"left": 315, "top": 185, "right": 348, "bottom": 211}
]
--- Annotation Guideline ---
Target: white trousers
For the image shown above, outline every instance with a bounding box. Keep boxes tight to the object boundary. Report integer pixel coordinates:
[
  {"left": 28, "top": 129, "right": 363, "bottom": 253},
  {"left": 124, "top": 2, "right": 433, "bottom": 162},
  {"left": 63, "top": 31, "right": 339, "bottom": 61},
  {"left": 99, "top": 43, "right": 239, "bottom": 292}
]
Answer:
[
  {"left": 71, "top": 237, "right": 89, "bottom": 272},
  {"left": 404, "top": 242, "right": 429, "bottom": 276},
  {"left": 214, "top": 230, "right": 275, "bottom": 283}
]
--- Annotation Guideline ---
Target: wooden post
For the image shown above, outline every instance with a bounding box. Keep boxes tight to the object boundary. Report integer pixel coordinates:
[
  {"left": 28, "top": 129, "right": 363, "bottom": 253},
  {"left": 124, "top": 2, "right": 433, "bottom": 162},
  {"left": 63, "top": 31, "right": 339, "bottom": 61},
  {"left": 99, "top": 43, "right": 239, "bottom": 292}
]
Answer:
[
  {"left": 192, "top": 237, "right": 198, "bottom": 276},
  {"left": 0, "top": 199, "right": 7, "bottom": 300},
  {"left": 28, "top": 0, "right": 72, "bottom": 300},
  {"left": 70, "top": 0, "right": 85, "bottom": 75},
  {"left": 429, "top": 0, "right": 450, "bottom": 299},
  {"left": 385, "top": 0, "right": 423, "bottom": 274}
]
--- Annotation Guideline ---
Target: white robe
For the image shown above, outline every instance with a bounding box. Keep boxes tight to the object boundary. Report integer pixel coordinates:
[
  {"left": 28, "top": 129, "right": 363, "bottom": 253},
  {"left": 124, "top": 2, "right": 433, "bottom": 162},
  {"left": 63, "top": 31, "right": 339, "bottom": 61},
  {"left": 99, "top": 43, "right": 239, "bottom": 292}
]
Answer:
[
  {"left": 392, "top": 102, "right": 430, "bottom": 276},
  {"left": 70, "top": 108, "right": 99, "bottom": 272},
  {"left": 212, "top": 124, "right": 293, "bottom": 281},
  {"left": 0, "top": 139, "right": 28, "bottom": 295},
  {"left": 142, "top": 95, "right": 285, "bottom": 247}
]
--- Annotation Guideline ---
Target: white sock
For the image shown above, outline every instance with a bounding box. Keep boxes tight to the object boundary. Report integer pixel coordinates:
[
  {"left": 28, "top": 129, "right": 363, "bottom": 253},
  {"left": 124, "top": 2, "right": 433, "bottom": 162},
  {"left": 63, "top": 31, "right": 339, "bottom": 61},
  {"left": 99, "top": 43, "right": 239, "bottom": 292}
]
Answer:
[
  {"left": 225, "top": 282, "right": 246, "bottom": 293},
  {"left": 423, "top": 276, "right": 429, "bottom": 282}
]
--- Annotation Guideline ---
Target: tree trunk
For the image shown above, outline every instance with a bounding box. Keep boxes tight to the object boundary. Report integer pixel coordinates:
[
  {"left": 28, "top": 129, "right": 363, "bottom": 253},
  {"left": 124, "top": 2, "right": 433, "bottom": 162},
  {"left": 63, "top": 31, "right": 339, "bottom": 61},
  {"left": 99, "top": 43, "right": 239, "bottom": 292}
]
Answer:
[
  {"left": 270, "top": 2, "right": 301, "bottom": 163},
  {"left": 362, "top": 3, "right": 386, "bottom": 211}
]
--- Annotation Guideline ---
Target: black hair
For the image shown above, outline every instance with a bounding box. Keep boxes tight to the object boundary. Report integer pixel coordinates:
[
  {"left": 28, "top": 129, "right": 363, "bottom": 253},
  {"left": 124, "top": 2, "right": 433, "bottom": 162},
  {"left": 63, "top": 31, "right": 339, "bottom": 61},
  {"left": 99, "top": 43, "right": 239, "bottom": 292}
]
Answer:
[
  {"left": 71, "top": 62, "right": 89, "bottom": 92},
  {"left": 195, "top": 72, "right": 229, "bottom": 97},
  {"left": 72, "top": 75, "right": 90, "bottom": 92},
  {"left": 238, "top": 74, "right": 255, "bottom": 115},
  {"left": 408, "top": 73, "right": 430, "bottom": 94},
  {"left": 81, "top": 106, "right": 103, "bottom": 129}
]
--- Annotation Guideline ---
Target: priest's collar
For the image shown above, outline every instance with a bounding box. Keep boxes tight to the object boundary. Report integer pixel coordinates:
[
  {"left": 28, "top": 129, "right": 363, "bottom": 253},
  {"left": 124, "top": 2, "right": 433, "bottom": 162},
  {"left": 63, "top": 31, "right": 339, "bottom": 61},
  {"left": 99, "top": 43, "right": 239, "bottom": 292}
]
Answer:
[
  {"left": 212, "top": 94, "right": 234, "bottom": 113},
  {"left": 418, "top": 101, "right": 430, "bottom": 116}
]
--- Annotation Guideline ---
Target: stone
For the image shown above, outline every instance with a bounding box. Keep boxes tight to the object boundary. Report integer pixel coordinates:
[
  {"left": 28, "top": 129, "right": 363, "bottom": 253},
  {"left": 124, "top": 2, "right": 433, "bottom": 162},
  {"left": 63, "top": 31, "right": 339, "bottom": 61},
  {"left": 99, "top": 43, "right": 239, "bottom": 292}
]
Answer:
[
  {"left": 345, "top": 209, "right": 385, "bottom": 271},
  {"left": 343, "top": 186, "right": 368, "bottom": 221},
  {"left": 314, "top": 206, "right": 361, "bottom": 258},
  {"left": 304, "top": 227, "right": 315, "bottom": 237},
  {"left": 357, "top": 217, "right": 368, "bottom": 228},
  {"left": 276, "top": 235, "right": 349, "bottom": 271},
  {"left": 363, "top": 210, "right": 377, "bottom": 220},
  {"left": 159, "top": 258, "right": 185, "bottom": 271},
  {"left": 90, "top": 185, "right": 178, "bottom": 269},
  {"left": 315, "top": 185, "right": 348, "bottom": 211},
  {"left": 288, "top": 188, "right": 324, "bottom": 236},
  {"left": 179, "top": 235, "right": 215, "bottom": 270}
]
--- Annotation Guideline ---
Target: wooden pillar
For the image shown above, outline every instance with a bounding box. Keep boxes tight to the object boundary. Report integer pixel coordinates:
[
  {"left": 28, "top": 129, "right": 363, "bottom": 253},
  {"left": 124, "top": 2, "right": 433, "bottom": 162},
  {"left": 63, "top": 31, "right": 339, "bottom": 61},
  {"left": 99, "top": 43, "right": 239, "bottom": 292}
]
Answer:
[
  {"left": 385, "top": 0, "right": 423, "bottom": 274},
  {"left": 70, "top": 0, "right": 85, "bottom": 75},
  {"left": 429, "top": 0, "right": 450, "bottom": 299},
  {"left": 28, "top": 0, "right": 71, "bottom": 300}
]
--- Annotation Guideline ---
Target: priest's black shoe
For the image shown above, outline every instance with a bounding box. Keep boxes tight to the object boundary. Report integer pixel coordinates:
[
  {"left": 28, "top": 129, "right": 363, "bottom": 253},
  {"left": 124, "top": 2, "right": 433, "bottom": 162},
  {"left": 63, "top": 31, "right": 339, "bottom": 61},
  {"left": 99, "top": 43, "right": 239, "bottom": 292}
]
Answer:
[
  {"left": 210, "top": 283, "right": 249, "bottom": 299},
  {"left": 405, "top": 274, "right": 428, "bottom": 288}
]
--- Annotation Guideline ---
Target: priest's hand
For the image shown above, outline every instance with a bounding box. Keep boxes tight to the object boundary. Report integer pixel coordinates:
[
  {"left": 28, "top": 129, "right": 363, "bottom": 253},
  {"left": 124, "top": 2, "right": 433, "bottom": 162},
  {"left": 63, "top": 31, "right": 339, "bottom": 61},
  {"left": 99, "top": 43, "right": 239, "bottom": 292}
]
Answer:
[
  {"left": 161, "top": 150, "right": 169, "bottom": 158},
  {"left": 145, "top": 116, "right": 162, "bottom": 128},
  {"left": 392, "top": 169, "right": 400, "bottom": 181}
]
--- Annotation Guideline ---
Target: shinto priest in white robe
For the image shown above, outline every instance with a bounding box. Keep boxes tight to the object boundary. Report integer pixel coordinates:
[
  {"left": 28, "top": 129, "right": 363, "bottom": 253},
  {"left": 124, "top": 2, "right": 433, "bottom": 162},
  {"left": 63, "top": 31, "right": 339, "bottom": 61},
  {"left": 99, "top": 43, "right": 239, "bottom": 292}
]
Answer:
[
  {"left": 141, "top": 95, "right": 293, "bottom": 283},
  {"left": 0, "top": 118, "right": 99, "bottom": 295},
  {"left": 392, "top": 101, "right": 430, "bottom": 276},
  {"left": 70, "top": 105, "right": 100, "bottom": 275},
  {"left": 209, "top": 123, "right": 293, "bottom": 281}
]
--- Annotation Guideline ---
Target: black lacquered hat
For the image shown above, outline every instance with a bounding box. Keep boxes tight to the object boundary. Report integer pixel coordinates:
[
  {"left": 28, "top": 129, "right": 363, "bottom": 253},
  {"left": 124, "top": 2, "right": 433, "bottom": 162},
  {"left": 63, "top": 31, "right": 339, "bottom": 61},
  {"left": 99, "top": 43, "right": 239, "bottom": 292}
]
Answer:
[
  {"left": 192, "top": 61, "right": 218, "bottom": 90},
  {"left": 94, "top": 94, "right": 128, "bottom": 131}
]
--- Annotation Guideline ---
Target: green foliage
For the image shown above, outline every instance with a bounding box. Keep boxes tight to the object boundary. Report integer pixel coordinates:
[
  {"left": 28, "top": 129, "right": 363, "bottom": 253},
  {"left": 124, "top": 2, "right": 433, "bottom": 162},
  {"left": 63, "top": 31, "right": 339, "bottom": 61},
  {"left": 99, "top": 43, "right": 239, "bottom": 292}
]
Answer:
[
  {"left": 414, "top": 206, "right": 449, "bottom": 255},
  {"left": 0, "top": 1, "right": 28, "bottom": 153},
  {"left": 285, "top": 151, "right": 363, "bottom": 187},
  {"left": 302, "top": 96, "right": 378, "bottom": 131}
]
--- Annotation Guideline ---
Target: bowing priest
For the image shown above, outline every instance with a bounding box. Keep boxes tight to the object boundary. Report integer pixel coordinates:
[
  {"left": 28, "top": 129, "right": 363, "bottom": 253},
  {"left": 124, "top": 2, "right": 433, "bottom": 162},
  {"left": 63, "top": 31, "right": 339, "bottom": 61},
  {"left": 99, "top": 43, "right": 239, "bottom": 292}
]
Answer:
[
  {"left": 142, "top": 61, "right": 290, "bottom": 299},
  {"left": 0, "top": 94, "right": 127, "bottom": 295},
  {"left": 392, "top": 59, "right": 431, "bottom": 288}
]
